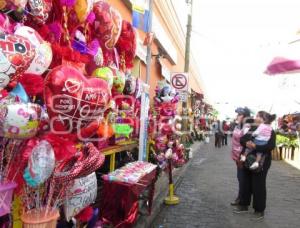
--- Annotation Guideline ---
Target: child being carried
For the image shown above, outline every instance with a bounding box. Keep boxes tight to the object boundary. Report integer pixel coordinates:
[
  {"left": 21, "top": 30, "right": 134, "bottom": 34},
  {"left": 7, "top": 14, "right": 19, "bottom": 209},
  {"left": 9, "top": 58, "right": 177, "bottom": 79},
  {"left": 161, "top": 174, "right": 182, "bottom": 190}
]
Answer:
[{"left": 241, "top": 112, "right": 276, "bottom": 170}]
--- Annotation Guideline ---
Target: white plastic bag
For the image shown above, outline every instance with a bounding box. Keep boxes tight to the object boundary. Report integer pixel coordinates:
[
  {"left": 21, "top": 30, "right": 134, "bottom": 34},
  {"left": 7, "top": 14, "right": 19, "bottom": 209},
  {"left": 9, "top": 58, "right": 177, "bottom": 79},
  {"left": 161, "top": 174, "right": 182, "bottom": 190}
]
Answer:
[{"left": 205, "top": 136, "right": 210, "bottom": 144}]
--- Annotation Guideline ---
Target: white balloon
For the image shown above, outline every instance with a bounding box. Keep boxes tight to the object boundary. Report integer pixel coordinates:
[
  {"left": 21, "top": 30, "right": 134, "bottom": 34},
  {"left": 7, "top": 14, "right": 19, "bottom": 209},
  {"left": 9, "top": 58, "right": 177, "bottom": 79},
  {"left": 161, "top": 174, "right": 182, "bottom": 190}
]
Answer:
[
  {"left": 14, "top": 26, "right": 52, "bottom": 75},
  {"left": 25, "top": 140, "right": 55, "bottom": 186},
  {"left": 14, "top": 26, "right": 42, "bottom": 47},
  {"left": 64, "top": 173, "right": 97, "bottom": 221},
  {"left": 165, "top": 148, "right": 173, "bottom": 159},
  {"left": 26, "top": 42, "right": 52, "bottom": 75}
]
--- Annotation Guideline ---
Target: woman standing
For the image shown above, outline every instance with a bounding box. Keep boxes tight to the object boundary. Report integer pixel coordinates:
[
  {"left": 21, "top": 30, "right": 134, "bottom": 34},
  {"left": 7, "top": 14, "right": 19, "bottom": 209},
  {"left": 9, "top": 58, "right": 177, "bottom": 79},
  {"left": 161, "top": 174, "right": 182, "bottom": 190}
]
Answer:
[
  {"left": 234, "top": 111, "right": 276, "bottom": 220},
  {"left": 230, "top": 107, "right": 251, "bottom": 206}
]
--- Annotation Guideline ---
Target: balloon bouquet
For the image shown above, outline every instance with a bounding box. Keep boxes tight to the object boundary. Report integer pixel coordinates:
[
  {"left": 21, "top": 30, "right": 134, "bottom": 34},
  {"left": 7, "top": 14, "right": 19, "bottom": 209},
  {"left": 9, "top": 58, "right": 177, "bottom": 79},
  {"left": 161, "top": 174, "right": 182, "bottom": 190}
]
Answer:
[
  {"left": 0, "top": 0, "right": 138, "bottom": 226},
  {"left": 151, "top": 81, "right": 186, "bottom": 170}
]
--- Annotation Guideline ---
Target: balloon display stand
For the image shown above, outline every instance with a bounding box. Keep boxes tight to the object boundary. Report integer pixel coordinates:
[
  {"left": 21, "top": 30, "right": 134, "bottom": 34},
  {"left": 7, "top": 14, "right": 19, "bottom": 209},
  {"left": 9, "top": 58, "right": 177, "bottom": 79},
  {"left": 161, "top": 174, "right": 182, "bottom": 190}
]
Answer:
[
  {"left": 0, "top": 181, "right": 17, "bottom": 217},
  {"left": 164, "top": 183, "right": 180, "bottom": 205},
  {"left": 21, "top": 208, "right": 59, "bottom": 228},
  {"left": 164, "top": 160, "right": 180, "bottom": 205}
]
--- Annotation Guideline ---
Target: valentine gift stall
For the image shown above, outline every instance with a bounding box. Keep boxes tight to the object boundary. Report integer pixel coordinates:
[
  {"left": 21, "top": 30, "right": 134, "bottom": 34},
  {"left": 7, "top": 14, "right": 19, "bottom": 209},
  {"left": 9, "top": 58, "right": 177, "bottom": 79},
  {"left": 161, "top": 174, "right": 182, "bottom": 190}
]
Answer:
[
  {"left": 0, "top": 0, "right": 142, "bottom": 226},
  {"left": 273, "top": 113, "right": 300, "bottom": 161},
  {"left": 100, "top": 161, "right": 157, "bottom": 227}
]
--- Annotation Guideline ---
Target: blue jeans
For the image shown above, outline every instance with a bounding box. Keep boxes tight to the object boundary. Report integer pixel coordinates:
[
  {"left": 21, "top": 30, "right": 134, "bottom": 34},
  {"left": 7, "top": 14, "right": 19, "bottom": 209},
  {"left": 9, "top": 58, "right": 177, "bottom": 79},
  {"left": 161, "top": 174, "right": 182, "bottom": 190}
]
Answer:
[
  {"left": 237, "top": 165, "right": 244, "bottom": 200},
  {"left": 253, "top": 139, "right": 267, "bottom": 155},
  {"left": 254, "top": 139, "right": 268, "bottom": 146}
]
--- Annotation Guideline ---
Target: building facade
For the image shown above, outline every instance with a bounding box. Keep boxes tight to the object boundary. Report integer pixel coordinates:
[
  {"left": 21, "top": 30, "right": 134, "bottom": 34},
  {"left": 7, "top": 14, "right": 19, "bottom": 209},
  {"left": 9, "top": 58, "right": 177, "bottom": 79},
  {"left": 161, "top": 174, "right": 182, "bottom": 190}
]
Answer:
[{"left": 109, "top": 0, "right": 204, "bottom": 99}]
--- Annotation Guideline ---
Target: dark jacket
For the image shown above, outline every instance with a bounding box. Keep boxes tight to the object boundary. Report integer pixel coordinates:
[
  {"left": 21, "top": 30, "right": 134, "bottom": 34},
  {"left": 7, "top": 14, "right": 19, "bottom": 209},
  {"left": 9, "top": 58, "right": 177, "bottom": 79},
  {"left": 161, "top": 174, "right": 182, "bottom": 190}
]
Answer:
[
  {"left": 240, "top": 130, "right": 276, "bottom": 169},
  {"left": 239, "top": 118, "right": 257, "bottom": 154}
]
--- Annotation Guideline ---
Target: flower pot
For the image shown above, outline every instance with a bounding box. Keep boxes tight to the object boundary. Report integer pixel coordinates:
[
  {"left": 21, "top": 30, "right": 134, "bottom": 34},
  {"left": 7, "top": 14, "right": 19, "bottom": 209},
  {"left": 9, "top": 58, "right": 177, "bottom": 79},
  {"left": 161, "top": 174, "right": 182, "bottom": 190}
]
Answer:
[
  {"left": 21, "top": 208, "right": 59, "bottom": 228},
  {"left": 0, "top": 181, "right": 17, "bottom": 217}
]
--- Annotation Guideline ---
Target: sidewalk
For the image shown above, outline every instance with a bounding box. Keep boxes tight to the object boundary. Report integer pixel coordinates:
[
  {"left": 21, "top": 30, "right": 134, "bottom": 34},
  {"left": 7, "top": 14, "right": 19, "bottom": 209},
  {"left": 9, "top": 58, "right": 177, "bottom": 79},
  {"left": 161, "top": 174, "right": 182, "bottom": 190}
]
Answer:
[
  {"left": 151, "top": 140, "right": 300, "bottom": 228},
  {"left": 135, "top": 142, "right": 203, "bottom": 228}
]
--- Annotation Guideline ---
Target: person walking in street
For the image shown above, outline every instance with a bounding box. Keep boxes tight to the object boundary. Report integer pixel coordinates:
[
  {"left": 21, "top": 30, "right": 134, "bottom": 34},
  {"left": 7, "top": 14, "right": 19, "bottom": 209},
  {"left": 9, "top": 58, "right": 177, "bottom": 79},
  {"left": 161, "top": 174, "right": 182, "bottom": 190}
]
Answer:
[
  {"left": 222, "top": 120, "right": 230, "bottom": 146},
  {"left": 213, "top": 120, "right": 222, "bottom": 148},
  {"left": 230, "top": 107, "right": 251, "bottom": 206},
  {"left": 234, "top": 111, "right": 276, "bottom": 220}
]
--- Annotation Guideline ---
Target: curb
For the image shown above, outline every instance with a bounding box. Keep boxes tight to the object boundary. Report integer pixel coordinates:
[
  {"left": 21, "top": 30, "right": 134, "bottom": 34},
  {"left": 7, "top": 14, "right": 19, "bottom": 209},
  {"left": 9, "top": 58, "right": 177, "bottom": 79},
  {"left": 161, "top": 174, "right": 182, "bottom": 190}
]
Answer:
[{"left": 134, "top": 142, "right": 203, "bottom": 228}]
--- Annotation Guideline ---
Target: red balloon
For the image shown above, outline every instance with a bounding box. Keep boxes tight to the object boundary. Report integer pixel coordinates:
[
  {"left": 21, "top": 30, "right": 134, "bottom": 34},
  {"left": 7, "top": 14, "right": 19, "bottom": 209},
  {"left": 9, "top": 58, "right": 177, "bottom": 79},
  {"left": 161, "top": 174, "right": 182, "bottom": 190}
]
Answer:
[
  {"left": 159, "top": 103, "right": 176, "bottom": 117},
  {"left": 114, "top": 95, "right": 135, "bottom": 110},
  {"left": 93, "top": 1, "right": 122, "bottom": 50},
  {"left": 44, "top": 65, "right": 111, "bottom": 134},
  {"left": 116, "top": 21, "right": 137, "bottom": 69},
  {"left": 28, "top": 0, "right": 52, "bottom": 24},
  {"left": 0, "top": 34, "right": 35, "bottom": 89}
]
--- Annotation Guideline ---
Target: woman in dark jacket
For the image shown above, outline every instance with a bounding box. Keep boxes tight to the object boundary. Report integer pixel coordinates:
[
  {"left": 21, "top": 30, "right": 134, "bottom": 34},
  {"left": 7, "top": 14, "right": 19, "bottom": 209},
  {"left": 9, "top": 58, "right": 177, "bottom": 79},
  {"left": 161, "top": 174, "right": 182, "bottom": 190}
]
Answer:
[{"left": 234, "top": 111, "right": 276, "bottom": 220}]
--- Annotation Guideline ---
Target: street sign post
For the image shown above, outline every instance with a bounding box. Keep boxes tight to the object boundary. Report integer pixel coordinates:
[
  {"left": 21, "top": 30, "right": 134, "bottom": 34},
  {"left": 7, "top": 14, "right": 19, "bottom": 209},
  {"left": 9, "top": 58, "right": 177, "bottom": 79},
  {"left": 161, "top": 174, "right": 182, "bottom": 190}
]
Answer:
[
  {"left": 171, "top": 73, "right": 188, "bottom": 92},
  {"left": 171, "top": 73, "right": 189, "bottom": 102},
  {"left": 138, "top": 83, "right": 150, "bottom": 161},
  {"left": 179, "top": 91, "right": 188, "bottom": 102}
]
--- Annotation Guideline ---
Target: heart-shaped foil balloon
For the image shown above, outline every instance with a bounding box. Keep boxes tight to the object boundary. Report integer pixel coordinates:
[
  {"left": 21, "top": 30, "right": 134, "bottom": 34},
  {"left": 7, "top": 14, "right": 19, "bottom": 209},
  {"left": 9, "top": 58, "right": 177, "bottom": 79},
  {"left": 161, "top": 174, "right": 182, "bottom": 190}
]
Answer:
[
  {"left": 116, "top": 20, "right": 137, "bottom": 69},
  {"left": 28, "top": 0, "right": 52, "bottom": 24},
  {"left": 15, "top": 26, "right": 53, "bottom": 75},
  {"left": 44, "top": 65, "right": 111, "bottom": 134},
  {"left": 0, "top": 100, "right": 42, "bottom": 139},
  {"left": 0, "top": 34, "right": 35, "bottom": 90},
  {"left": 93, "top": 1, "right": 122, "bottom": 50}
]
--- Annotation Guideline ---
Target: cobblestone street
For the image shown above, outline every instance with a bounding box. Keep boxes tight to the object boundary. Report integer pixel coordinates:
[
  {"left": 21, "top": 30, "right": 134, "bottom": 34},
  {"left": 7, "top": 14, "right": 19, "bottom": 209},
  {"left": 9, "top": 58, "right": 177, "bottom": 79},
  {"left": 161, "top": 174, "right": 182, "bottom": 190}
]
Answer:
[{"left": 152, "top": 140, "right": 300, "bottom": 228}]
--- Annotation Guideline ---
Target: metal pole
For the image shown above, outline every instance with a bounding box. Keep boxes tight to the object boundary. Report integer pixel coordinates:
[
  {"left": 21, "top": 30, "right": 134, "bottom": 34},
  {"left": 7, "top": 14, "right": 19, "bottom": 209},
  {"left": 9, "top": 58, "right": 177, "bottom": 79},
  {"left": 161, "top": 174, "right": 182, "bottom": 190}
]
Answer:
[
  {"left": 184, "top": 0, "right": 193, "bottom": 74},
  {"left": 138, "top": 0, "right": 153, "bottom": 161},
  {"left": 145, "top": 0, "right": 153, "bottom": 84},
  {"left": 182, "top": 0, "right": 193, "bottom": 132}
]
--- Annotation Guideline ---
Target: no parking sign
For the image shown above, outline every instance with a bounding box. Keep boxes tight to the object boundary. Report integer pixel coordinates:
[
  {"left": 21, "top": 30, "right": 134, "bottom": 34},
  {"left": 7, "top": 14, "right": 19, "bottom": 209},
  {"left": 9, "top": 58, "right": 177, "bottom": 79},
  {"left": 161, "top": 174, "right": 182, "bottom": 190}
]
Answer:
[{"left": 171, "top": 73, "right": 189, "bottom": 101}]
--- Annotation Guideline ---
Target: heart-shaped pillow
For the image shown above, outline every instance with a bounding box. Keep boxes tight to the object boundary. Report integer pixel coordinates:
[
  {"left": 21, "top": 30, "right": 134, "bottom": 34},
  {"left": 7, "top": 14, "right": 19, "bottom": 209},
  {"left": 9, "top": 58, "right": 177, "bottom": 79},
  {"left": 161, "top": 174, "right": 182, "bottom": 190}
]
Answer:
[{"left": 44, "top": 65, "right": 111, "bottom": 134}]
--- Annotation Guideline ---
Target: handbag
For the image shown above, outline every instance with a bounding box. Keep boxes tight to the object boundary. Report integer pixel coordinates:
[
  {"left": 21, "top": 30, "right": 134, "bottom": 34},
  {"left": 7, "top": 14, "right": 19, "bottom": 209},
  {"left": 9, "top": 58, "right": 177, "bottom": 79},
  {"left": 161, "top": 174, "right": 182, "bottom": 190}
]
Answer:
[{"left": 244, "top": 153, "right": 265, "bottom": 172}]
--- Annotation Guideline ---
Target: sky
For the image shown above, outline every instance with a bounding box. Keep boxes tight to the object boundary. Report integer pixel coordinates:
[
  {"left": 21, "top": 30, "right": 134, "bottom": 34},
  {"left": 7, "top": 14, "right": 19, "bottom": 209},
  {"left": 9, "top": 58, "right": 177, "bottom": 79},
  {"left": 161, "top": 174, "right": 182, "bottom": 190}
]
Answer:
[{"left": 173, "top": 0, "right": 300, "bottom": 118}]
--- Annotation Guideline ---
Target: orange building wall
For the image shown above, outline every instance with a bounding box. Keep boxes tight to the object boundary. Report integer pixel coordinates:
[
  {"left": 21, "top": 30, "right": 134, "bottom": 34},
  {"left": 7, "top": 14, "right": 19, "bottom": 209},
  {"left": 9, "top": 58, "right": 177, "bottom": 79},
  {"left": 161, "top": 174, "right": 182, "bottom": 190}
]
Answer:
[
  {"left": 108, "top": 0, "right": 199, "bottom": 99},
  {"left": 108, "top": 0, "right": 161, "bottom": 98}
]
